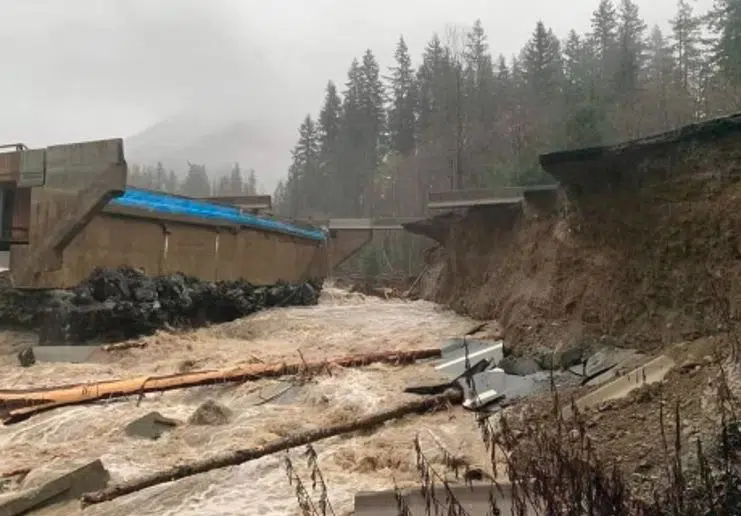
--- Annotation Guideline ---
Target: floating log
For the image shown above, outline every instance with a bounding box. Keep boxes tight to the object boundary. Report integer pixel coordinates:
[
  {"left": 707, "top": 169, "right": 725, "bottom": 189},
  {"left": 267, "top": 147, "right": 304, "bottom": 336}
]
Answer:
[
  {"left": 0, "top": 348, "right": 442, "bottom": 424},
  {"left": 80, "top": 389, "right": 462, "bottom": 506}
]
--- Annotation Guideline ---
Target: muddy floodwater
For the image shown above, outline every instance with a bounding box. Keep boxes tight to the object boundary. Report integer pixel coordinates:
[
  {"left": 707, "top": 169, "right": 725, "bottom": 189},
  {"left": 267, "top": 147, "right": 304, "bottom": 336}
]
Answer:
[{"left": 0, "top": 286, "right": 494, "bottom": 515}]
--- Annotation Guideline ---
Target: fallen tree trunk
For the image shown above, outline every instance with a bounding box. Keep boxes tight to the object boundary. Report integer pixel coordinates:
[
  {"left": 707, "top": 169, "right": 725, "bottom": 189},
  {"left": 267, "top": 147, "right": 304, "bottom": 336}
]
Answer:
[
  {"left": 0, "top": 348, "right": 442, "bottom": 424},
  {"left": 81, "top": 389, "right": 462, "bottom": 506}
]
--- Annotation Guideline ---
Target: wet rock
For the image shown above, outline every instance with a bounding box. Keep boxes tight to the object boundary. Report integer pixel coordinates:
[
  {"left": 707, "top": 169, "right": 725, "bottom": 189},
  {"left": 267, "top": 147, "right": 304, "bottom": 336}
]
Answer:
[
  {"left": 532, "top": 348, "right": 560, "bottom": 370},
  {"left": 0, "top": 459, "right": 109, "bottom": 516},
  {"left": 0, "top": 266, "right": 323, "bottom": 345},
  {"left": 499, "top": 355, "right": 540, "bottom": 376},
  {"left": 188, "top": 399, "right": 232, "bottom": 426},
  {"left": 125, "top": 411, "right": 178, "bottom": 440},
  {"left": 16, "top": 347, "right": 35, "bottom": 367},
  {"left": 558, "top": 341, "right": 591, "bottom": 369}
]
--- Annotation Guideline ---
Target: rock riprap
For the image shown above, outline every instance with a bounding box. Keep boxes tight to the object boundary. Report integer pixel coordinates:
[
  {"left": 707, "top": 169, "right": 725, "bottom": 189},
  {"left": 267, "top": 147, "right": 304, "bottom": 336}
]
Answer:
[{"left": 0, "top": 266, "right": 322, "bottom": 344}]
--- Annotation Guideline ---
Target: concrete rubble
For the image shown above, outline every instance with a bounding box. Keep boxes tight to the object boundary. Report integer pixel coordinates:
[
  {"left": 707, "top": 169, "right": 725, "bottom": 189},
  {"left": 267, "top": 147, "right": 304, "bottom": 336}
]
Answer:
[{"left": 0, "top": 459, "right": 109, "bottom": 516}]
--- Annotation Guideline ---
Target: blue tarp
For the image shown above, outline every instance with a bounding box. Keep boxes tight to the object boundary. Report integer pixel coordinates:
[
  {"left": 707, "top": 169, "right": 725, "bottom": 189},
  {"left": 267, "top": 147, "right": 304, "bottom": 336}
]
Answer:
[{"left": 109, "top": 188, "right": 326, "bottom": 241}]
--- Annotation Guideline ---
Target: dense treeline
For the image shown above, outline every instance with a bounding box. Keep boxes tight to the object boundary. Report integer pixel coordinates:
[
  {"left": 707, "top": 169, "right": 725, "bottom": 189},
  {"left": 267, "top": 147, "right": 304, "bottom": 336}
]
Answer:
[
  {"left": 275, "top": 0, "right": 741, "bottom": 219},
  {"left": 127, "top": 161, "right": 260, "bottom": 197}
]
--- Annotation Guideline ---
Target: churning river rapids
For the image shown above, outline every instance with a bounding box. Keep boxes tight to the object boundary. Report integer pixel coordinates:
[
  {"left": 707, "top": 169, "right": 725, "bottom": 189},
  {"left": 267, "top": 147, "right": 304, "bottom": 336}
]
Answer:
[{"left": 0, "top": 286, "right": 495, "bottom": 515}]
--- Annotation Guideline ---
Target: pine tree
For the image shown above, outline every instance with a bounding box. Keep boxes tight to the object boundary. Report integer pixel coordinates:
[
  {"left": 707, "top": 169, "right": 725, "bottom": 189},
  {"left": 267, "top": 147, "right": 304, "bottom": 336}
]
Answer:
[
  {"left": 180, "top": 162, "right": 211, "bottom": 197},
  {"left": 615, "top": 0, "right": 647, "bottom": 97},
  {"left": 246, "top": 169, "right": 258, "bottom": 195},
  {"left": 522, "top": 21, "right": 563, "bottom": 100},
  {"left": 416, "top": 34, "right": 450, "bottom": 139},
  {"left": 318, "top": 81, "right": 342, "bottom": 159},
  {"left": 338, "top": 58, "right": 366, "bottom": 216},
  {"left": 154, "top": 162, "right": 167, "bottom": 191},
  {"left": 285, "top": 115, "right": 320, "bottom": 217},
  {"left": 563, "top": 30, "right": 604, "bottom": 148},
  {"left": 229, "top": 162, "right": 244, "bottom": 195},
  {"left": 645, "top": 25, "right": 675, "bottom": 131},
  {"left": 707, "top": 0, "right": 741, "bottom": 86},
  {"left": 520, "top": 21, "right": 564, "bottom": 175},
  {"left": 387, "top": 36, "right": 417, "bottom": 156},
  {"left": 590, "top": 0, "right": 619, "bottom": 93},
  {"left": 463, "top": 19, "right": 496, "bottom": 181},
  {"left": 671, "top": 0, "right": 703, "bottom": 93},
  {"left": 360, "top": 49, "right": 387, "bottom": 171},
  {"left": 317, "top": 81, "right": 343, "bottom": 214}
]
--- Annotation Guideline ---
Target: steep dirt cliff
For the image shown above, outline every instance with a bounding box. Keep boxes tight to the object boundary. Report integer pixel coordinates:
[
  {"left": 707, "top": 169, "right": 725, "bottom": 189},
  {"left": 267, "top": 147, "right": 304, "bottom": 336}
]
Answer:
[{"left": 415, "top": 113, "right": 741, "bottom": 355}]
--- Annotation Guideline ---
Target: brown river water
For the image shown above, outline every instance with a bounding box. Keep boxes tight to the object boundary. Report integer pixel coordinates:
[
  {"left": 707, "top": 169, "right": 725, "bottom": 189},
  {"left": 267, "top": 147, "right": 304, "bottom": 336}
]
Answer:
[{"left": 0, "top": 286, "right": 496, "bottom": 515}]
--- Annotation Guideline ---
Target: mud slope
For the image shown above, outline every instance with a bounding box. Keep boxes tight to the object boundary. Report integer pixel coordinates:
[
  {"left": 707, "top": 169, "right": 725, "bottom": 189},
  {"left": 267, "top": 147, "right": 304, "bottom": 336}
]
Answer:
[{"left": 417, "top": 113, "right": 741, "bottom": 354}]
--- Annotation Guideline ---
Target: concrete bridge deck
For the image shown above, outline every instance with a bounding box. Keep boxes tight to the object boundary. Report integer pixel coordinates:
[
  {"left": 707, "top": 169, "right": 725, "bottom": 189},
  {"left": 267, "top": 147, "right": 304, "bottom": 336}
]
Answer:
[
  {"left": 297, "top": 217, "right": 425, "bottom": 230},
  {"left": 427, "top": 185, "right": 557, "bottom": 210}
]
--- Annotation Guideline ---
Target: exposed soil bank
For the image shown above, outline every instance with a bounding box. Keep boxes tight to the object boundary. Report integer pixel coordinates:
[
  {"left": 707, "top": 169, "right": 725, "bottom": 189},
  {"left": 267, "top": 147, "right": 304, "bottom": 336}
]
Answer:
[
  {"left": 0, "top": 267, "right": 322, "bottom": 344},
  {"left": 414, "top": 114, "right": 741, "bottom": 355}
]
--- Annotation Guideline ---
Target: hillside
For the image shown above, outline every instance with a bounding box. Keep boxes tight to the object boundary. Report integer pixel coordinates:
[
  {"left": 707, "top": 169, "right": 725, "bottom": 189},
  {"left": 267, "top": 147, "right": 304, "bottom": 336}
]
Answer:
[{"left": 124, "top": 114, "right": 294, "bottom": 191}]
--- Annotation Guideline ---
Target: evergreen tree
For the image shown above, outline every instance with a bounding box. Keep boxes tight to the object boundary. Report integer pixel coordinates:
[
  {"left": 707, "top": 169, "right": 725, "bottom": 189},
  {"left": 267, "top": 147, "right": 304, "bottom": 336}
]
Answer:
[
  {"left": 317, "top": 81, "right": 343, "bottom": 214},
  {"left": 338, "top": 58, "right": 366, "bottom": 215},
  {"left": 387, "top": 36, "right": 417, "bottom": 156},
  {"left": 463, "top": 19, "right": 496, "bottom": 178},
  {"left": 286, "top": 115, "right": 320, "bottom": 216},
  {"left": 360, "top": 49, "right": 387, "bottom": 172},
  {"left": 180, "top": 162, "right": 211, "bottom": 197},
  {"left": 590, "top": 0, "right": 619, "bottom": 92},
  {"left": 615, "top": 0, "right": 647, "bottom": 97},
  {"left": 318, "top": 81, "right": 342, "bottom": 160},
  {"left": 229, "top": 163, "right": 244, "bottom": 194},
  {"left": 276, "top": 0, "right": 741, "bottom": 235},
  {"left": 707, "top": 0, "right": 741, "bottom": 86},
  {"left": 416, "top": 34, "right": 451, "bottom": 139},
  {"left": 246, "top": 169, "right": 258, "bottom": 195},
  {"left": 671, "top": 0, "right": 703, "bottom": 93},
  {"left": 645, "top": 25, "right": 675, "bottom": 131},
  {"left": 522, "top": 21, "right": 563, "bottom": 100},
  {"left": 154, "top": 162, "right": 167, "bottom": 191},
  {"left": 522, "top": 21, "right": 564, "bottom": 154}
]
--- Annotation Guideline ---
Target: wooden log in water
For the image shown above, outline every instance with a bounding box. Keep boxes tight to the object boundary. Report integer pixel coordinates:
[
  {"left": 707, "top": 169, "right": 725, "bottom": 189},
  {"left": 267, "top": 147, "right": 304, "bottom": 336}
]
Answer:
[
  {"left": 80, "top": 389, "right": 462, "bottom": 506},
  {"left": 0, "top": 348, "right": 442, "bottom": 424}
]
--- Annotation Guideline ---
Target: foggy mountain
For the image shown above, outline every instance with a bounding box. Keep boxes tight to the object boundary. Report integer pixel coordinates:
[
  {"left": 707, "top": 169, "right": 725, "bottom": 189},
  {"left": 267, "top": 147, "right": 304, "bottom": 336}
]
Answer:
[{"left": 124, "top": 114, "right": 296, "bottom": 192}]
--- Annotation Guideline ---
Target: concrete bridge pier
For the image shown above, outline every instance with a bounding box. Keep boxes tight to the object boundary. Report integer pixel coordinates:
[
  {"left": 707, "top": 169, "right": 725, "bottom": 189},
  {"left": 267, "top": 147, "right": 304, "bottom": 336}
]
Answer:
[{"left": 326, "top": 227, "right": 373, "bottom": 277}]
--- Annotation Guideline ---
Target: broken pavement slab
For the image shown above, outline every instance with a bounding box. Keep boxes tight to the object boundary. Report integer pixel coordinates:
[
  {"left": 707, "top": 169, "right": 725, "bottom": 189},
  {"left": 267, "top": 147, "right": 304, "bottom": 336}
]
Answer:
[
  {"left": 125, "top": 411, "right": 179, "bottom": 440},
  {"left": 435, "top": 340, "right": 503, "bottom": 377},
  {"left": 0, "top": 459, "right": 109, "bottom": 516},
  {"left": 459, "top": 368, "right": 506, "bottom": 410},
  {"left": 562, "top": 354, "right": 675, "bottom": 418}
]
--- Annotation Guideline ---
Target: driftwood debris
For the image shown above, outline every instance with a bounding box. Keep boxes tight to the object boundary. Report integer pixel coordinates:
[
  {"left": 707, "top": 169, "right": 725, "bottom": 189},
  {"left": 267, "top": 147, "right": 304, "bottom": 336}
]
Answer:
[
  {"left": 80, "top": 389, "right": 462, "bottom": 506},
  {"left": 101, "top": 341, "right": 148, "bottom": 352},
  {"left": 0, "top": 348, "right": 441, "bottom": 424}
]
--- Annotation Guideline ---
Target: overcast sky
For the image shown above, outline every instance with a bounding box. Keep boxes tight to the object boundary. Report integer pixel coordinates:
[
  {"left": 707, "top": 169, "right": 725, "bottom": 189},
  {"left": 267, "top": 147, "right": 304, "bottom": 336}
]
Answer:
[{"left": 0, "top": 0, "right": 714, "bottom": 150}]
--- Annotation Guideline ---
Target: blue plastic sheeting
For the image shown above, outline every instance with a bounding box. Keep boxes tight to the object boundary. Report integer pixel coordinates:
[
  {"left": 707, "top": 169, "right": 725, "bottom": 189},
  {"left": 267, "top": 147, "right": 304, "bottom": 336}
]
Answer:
[{"left": 109, "top": 188, "right": 326, "bottom": 241}]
